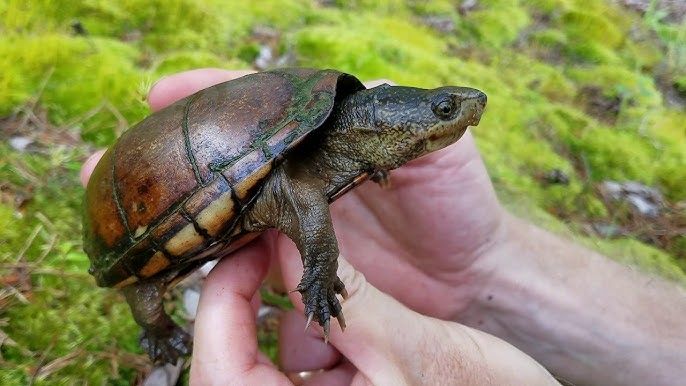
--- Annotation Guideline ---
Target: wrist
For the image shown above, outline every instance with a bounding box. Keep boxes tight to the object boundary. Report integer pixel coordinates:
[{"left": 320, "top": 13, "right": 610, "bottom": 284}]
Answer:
[{"left": 457, "top": 212, "right": 686, "bottom": 386}]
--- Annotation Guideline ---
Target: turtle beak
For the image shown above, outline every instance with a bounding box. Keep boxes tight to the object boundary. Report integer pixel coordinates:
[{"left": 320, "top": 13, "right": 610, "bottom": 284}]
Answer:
[{"left": 466, "top": 91, "right": 487, "bottom": 126}]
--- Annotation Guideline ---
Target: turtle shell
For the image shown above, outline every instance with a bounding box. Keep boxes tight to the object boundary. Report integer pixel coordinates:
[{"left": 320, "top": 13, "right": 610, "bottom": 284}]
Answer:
[{"left": 84, "top": 68, "right": 365, "bottom": 288}]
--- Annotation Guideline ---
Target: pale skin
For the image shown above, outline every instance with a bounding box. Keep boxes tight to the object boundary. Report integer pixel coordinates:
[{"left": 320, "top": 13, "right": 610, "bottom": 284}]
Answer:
[{"left": 81, "top": 69, "right": 686, "bottom": 386}]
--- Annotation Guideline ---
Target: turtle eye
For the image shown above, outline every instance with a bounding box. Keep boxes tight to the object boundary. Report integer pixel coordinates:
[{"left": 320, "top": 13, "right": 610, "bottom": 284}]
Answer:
[{"left": 431, "top": 96, "right": 458, "bottom": 120}]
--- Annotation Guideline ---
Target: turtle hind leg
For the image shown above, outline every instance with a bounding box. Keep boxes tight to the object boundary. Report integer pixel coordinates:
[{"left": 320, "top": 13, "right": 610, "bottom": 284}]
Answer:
[{"left": 122, "top": 280, "right": 191, "bottom": 364}]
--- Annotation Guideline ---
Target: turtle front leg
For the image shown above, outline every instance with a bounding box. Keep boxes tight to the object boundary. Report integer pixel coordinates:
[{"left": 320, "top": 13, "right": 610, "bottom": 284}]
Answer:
[
  {"left": 122, "top": 281, "right": 191, "bottom": 363},
  {"left": 245, "top": 168, "right": 348, "bottom": 340},
  {"left": 283, "top": 187, "right": 348, "bottom": 339},
  {"left": 290, "top": 208, "right": 349, "bottom": 340}
]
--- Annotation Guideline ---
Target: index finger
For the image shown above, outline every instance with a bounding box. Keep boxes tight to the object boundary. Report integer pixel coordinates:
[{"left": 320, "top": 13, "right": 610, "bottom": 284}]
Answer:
[{"left": 190, "top": 241, "right": 291, "bottom": 385}]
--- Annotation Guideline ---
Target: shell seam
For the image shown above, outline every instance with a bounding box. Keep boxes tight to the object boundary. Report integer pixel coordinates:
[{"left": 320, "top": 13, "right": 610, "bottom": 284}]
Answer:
[
  {"left": 183, "top": 93, "right": 204, "bottom": 185},
  {"left": 110, "top": 144, "right": 133, "bottom": 241}
]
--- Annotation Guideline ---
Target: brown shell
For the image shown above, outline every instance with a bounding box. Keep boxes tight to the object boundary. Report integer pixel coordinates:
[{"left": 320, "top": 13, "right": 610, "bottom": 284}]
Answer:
[{"left": 84, "top": 68, "right": 365, "bottom": 287}]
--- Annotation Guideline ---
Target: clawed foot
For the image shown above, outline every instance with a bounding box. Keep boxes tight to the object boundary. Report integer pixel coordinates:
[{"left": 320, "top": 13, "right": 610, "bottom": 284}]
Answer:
[
  {"left": 139, "top": 326, "right": 192, "bottom": 364},
  {"left": 294, "top": 275, "right": 348, "bottom": 342}
]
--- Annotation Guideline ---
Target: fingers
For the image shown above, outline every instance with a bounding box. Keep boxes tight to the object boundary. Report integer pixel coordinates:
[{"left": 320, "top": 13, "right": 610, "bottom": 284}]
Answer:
[
  {"left": 80, "top": 149, "right": 106, "bottom": 187},
  {"left": 278, "top": 253, "right": 410, "bottom": 383},
  {"left": 277, "top": 248, "right": 559, "bottom": 385},
  {"left": 279, "top": 310, "right": 341, "bottom": 372},
  {"left": 190, "top": 240, "right": 291, "bottom": 385},
  {"left": 148, "top": 68, "right": 255, "bottom": 111}
]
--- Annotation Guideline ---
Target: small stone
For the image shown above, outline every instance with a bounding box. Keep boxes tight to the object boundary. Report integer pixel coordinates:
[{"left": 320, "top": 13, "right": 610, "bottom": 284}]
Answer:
[
  {"left": 592, "top": 223, "right": 625, "bottom": 238},
  {"left": 8, "top": 136, "right": 33, "bottom": 152},
  {"left": 419, "top": 16, "right": 455, "bottom": 33},
  {"left": 199, "top": 259, "right": 218, "bottom": 277},
  {"left": 143, "top": 361, "right": 184, "bottom": 386},
  {"left": 183, "top": 287, "right": 201, "bottom": 320},
  {"left": 601, "top": 180, "right": 664, "bottom": 217},
  {"left": 254, "top": 45, "right": 273, "bottom": 70},
  {"left": 543, "top": 168, "right": 570, "bottom": 185}
]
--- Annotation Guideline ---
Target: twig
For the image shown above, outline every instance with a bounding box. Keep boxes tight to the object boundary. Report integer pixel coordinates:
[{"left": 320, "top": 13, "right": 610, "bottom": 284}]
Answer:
[
  {"left": 34, "top": 212, "right": 57, "bottom": 265},
  {"left": 15, "top": 224, "right": 42, "bottom": 263},
  {"left": 4, "top": 285, "right": 29, "bottom": 304},
  {"left": 15, "top": 67, "right": 55, "bottom": 133},
  {"left": 105, "top": 101, "right": 130, "bottom": 136},
  {"left": 29, "top": 340, "right": 55, "bottom": 385}
]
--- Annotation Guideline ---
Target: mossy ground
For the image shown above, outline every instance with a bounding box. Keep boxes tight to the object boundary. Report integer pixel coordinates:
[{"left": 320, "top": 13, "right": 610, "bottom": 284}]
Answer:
[{"left": 1, "top": 0, "right": 685, "bottom": 384}]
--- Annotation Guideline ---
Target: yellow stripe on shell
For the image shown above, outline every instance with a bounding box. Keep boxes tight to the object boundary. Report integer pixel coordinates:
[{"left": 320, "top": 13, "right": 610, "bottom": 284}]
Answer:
[
  {"left": 113, "top": 275, "right": 139, "bottom": 289},
  {"left": 164, "top": 222, "right": 205, "bottom": 256},
  {"left": 195, "top": 192, "right": 235, "bottom": 237},
  {"left": 140, "top": 251, "right": 172, "bottom": 277}
]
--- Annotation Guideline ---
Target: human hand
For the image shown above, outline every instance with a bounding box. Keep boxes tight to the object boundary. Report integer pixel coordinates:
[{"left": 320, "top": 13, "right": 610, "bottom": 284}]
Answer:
[{"left": 190, "top": 242, "right": 557, "bottom": 385}]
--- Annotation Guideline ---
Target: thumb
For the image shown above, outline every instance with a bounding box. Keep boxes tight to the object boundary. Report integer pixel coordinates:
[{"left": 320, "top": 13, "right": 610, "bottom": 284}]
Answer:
[{"left": 279, "top": 252, "right": 559, "bottom": 385}]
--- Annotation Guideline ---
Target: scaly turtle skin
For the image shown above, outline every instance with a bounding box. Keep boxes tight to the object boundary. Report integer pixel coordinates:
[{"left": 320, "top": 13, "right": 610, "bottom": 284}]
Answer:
[{"left": 83, "top": 68, "right": 487, "bottom": 364}]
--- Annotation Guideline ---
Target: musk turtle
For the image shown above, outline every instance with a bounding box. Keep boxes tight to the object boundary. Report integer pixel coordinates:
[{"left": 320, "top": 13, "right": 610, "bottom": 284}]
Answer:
[{"left": 83, "top": 68, "right": 487, "bottom": 363}]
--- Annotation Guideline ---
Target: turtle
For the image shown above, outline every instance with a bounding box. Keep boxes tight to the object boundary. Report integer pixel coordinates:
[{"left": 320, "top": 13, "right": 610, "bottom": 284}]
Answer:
[{"left": 83, "top": 68, "right": 487, "bottom": 364}]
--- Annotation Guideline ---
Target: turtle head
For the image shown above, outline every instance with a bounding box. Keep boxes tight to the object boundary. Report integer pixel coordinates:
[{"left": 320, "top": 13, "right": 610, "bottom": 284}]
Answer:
[
  {"left": 369, "top": 85, "right": 486, "bottom": 169},
  {"left": 359, "top": 84, "right": 487, "bottom": 169}
]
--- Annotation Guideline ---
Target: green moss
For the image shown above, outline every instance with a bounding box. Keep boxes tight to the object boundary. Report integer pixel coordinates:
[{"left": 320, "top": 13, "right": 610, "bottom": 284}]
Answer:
[
  {"left": 563, "top": 41, "right": 621, "bottom": 64},
  {"left": 623, "top": 39, "right": 664, "bottom": 71},
  {"left": 291, "top": 13, "right": 468, "bottom": 86},
  {"left": 151, "top": 51, "right": 248, "bottom": 78},
  {"left": 542, "top": 104, "right": 595, "bottom": 138},
  {"left": 537, "top": 71, "right": 578, "bottom": 102},
  {"left": 531, "top": 1, "right": 641, "bottom": 65},
  {"left": 567, "top": 65, "right": 662, "bottom": 112},
  {"left": 5, "top": 279, "right": 139, "bottom": 384},
  {"left": 575, "top": 126, "right": 657, "bottom": 183},
  {"left": 0, "top": 145, "right": 142, "bottom": 383},
  {"left": 654, "top": 158, "right": 686, "bottom": 201},
  {"left": 645, "top": 113, "right": 686, "bottom": 202},
  {"left": 293, "top": 25, "right": 396, "bottom": 78},
  {"left": 523, "top": 0, "right": 573, "bottom": 14},
  {"left": 488, "top": 54, "right": 578, "bottom": 103},
  {"left": 674, "top": 76, "right": 686, "bottom": 95},
  {"left": 463, "top": 2, "right": 530, "bottom": 48},
  {"left": 0, "top": 34, "right": 148, "bottom": 145},
  {"left": 327, "top": 0, "right": 408, "bottom": 13},
  {"left": 582, "top": 194, "right": 610, "bottom": 218},
  {"left": 408, "top": 0, "right": 456, "bottom": 16},
  {"left": 529, "top": 28, "right": 567, "bottom": 48},
  {"left": 560, "top": 10, "right": 623, "bottom": 48},
  {"left": 0, "top": 0, "right": 82, "bottom": 32},
  {"left": 668, "top": 237, "right": 686, "bottom": 268}
]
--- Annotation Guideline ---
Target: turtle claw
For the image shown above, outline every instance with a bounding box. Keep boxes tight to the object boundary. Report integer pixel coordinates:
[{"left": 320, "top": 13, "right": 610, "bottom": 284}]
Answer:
[
  {"left": 336, "top": 312, "right": 347, "bottom": 331},
  {"left": 323, "top": 319, "right": 331, "bottom": 344},
  {"left": 297, "top": 274, "right": 347, "bottom": 342},
  {"left": 305, "top": 312, "right": 314, "bottom": 332},
  {"left": 371, "top": 169, "right": 391, "bottom": 189},
  {"left": 139, "top": 326, "right": 192, "bottom": 364},
  {"left": 334, "top": 276, "right": 349, "bottom": 300}
]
